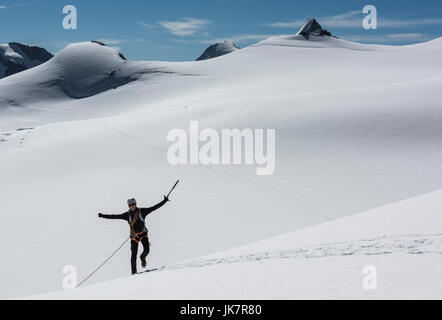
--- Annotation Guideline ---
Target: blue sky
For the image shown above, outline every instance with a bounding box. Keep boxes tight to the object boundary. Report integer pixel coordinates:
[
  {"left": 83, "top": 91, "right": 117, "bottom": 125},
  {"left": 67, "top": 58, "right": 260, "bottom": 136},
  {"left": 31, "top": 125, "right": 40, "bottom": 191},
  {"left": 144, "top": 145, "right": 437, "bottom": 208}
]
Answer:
[{"left": 1, "top": 0, "right": 442, "bottom": 61}]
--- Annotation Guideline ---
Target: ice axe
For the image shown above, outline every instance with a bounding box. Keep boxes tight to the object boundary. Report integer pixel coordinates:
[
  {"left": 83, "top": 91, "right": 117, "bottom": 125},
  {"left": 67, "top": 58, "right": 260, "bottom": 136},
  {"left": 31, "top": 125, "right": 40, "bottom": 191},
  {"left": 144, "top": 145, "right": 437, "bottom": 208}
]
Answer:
[{"left": 166, "top": 180, "right": 179, "bottom": 199}]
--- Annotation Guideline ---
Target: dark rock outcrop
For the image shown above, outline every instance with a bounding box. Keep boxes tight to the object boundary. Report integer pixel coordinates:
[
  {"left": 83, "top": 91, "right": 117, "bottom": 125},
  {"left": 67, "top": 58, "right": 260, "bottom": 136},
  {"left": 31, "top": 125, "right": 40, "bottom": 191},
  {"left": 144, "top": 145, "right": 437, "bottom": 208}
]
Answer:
[
  {"left": 0, "top": 42, "right": 53, "bottom": 79},
  {"left": 297, "top": 18, "right": 333, "bottom": 39}
]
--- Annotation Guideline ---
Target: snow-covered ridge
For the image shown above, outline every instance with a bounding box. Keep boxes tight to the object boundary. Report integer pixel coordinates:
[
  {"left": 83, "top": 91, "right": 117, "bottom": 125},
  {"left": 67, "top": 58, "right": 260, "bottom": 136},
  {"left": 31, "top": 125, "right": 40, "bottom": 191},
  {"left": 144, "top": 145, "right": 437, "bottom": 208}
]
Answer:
[
  {"left": 196, "top": 40, "right": 240, "bottom": 61},
  {"left": 1, "top": 26, "right": 440, "bottom": 111},
  {"left": 253, "top": 33, "right": 375, "bottom": 50},
  {"left": 0, "top": 41, "right": 178, "bottom": 105},
  {"left": 50, "top": 42, "right": 141, "bottom": 99}
]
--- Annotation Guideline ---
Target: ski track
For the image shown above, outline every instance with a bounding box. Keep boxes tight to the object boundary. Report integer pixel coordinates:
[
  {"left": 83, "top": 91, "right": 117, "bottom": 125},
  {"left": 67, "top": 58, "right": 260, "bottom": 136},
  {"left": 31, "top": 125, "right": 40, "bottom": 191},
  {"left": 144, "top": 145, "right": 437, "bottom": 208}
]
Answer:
[
  {"left": 147, "top": 233, "right": 442, "bottom": 272},
  {"left": 0, "top": 128, "right": 33, "bottom": 146},
  {"left": 99, "top": 119, "right": 330, "bottom": 222}
]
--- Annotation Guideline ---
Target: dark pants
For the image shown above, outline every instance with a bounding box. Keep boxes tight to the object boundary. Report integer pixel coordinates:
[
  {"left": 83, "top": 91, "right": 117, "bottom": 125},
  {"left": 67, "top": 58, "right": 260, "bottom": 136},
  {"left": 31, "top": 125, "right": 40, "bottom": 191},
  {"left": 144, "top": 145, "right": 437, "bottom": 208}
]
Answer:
[{"left": 130, "top": 236, "right": 150, "bottom": 274}]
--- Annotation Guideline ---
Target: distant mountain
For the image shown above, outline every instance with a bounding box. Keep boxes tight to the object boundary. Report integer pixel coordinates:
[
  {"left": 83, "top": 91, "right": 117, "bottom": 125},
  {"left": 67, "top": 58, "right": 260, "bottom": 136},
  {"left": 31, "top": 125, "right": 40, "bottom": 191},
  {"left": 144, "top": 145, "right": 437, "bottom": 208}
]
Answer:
[
  {"left": 196, "top": 41, "right": 240, "bottom": 61},
  {"left": 0, "top": 42, "right": 53, "bottom": 79},
  {"left": 0, "top": 41, "right": 159, "bottom": 104},
  {"left": 296, "top": 18, "right": 333, "bottom": 39}
]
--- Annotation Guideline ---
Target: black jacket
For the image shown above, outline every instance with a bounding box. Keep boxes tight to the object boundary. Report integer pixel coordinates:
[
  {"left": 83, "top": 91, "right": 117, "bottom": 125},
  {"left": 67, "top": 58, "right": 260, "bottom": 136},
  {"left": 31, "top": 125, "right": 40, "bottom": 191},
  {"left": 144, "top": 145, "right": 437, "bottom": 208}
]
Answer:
[{"left": 100, "top": 198, "right": 168, "bottom": 234}]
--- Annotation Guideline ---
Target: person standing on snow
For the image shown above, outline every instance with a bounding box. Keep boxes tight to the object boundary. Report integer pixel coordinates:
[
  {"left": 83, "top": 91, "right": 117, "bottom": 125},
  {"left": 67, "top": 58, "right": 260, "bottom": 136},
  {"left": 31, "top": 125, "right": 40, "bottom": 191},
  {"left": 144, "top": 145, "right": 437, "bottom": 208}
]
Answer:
[{"left": 98, "top": 196, "right": 169, "bottom": 274}]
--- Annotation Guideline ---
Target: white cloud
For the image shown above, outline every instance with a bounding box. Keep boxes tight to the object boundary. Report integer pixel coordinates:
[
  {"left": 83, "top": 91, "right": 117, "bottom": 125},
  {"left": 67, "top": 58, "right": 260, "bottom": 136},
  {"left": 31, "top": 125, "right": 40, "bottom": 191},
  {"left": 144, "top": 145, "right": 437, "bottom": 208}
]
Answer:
[
  {"left": 154, "top": 44, "right": 176, "bottom": 49},
  {"left": 198, "top": 34, "right": 273, "bottom": 44},
  {"left": 0, "top": 1, "right": 39, "bottom": 9},
  {"left": 266, "top": 11, "right": 362, "bottom": 29},
  {"left": 169, "top": 39, "right": 191, "bottom": 44},
  {"left": 342, "top": 33, "right": 431, "bottom": 43},
  {"left": 137, "top": 21, "right": 158, "bottom": 29},
  {"left": 95, "top": 38, "right": 145, "bottom": 46},
  {"left": 266, "top": 11, "right": 442, "bottom": 29},
  {"left": 170, "top": 33, "right": 273, "bottom": 46},
  {"left": 379, "top": 18, "right": 442, "bottom": 28},
  {"left": 157, "top": 17, "right": 211, "bottom": 36},
  {"left": 96, "top": 39, "right": 126, "bottom": 45}
]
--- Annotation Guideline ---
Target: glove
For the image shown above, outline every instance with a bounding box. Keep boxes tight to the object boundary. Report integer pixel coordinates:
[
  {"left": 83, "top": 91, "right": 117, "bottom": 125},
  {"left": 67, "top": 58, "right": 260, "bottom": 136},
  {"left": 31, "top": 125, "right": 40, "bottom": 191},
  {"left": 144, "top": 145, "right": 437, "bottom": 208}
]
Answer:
[
  {"left": 164, "top": 195, "right": 170, "bottom": 202},
  {"left": 98, "top": 213, "right": 103, "bottom": 218}
]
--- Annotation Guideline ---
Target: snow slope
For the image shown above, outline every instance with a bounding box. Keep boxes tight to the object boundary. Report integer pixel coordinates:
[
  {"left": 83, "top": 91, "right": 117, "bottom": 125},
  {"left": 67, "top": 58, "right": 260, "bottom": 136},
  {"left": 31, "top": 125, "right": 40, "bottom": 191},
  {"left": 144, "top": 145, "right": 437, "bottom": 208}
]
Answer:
[
  {"left": 0, "top": 33, "right": 442, "bottom": 298},
  {"left": 30, "top": 190, "right": 442, "bottom": 299}
]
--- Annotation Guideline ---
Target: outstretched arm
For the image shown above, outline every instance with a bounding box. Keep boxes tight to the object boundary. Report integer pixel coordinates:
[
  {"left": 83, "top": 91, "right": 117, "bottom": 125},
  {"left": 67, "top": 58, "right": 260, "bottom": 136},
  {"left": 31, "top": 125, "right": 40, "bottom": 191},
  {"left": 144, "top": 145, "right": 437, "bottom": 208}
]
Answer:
[
  {"left": 98, "top": 212, "right": 128, "bottom": 221},
  {"left": 140, "top": 196, "right": 169, "bottom": 218}
]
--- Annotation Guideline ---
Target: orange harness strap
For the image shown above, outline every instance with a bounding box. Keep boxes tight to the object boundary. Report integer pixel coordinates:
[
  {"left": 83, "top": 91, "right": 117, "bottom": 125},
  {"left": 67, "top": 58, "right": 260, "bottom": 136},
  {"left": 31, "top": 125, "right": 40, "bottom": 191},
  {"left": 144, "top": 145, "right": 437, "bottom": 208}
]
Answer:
[
  {"left": 130, "top": 230, "right": 147, "bottom": 243},
  {"left": 128, "top": 210, "right": 148, "bottom": 242}
]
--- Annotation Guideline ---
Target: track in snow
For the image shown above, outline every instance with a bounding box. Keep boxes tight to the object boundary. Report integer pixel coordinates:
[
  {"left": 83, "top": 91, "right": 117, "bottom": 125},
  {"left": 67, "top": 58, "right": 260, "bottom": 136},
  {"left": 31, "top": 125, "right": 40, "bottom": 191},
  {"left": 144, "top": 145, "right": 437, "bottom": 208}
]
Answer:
[{"left": 142, "top": 233, "right": 442, "bottom": 273}]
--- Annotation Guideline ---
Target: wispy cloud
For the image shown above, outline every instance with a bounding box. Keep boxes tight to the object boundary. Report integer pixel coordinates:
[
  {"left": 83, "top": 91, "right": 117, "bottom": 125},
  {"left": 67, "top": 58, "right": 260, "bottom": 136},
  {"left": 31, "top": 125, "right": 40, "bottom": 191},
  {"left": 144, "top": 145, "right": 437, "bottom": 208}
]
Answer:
[
  {"left": 198, "top": 34, "right": 274, "bottom": 44},
  {"left": 266, "top": 11, "right": 362, "bottom": 29},
  {"left": 0, "top": 0, "right": 39, "bottom": 9},
  {"left": 169, "top": 38, "right": 192, "bottom": 44},
  {"left": 169, "top": 33, "right": 273, "bottom": 45},
  {"left": 138, "top": 17, "right": 266, "bottom": 43},
  {"left": 140, "top": 17, "right": 212, "bottom": 37},
  {"left": 266, "top": 11, "right": 442, "bottom": 29},
  {"left": 95, "top": 38, "right": 145, "bottom": 45},
  {"left": 137, "top": 21, "right": 158, "bottom": 29},
  {"left": 154, "top": 44, "right": 176, "bottom": 49},
  {"left": 342, "top": 33, "right": 431, "bottom": 43},
  {"left": 379, "top": 18, "right": 442, "bottom": 28},
  {"left": 96, "top": 38, "right": 127, "bottom": 45}
]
